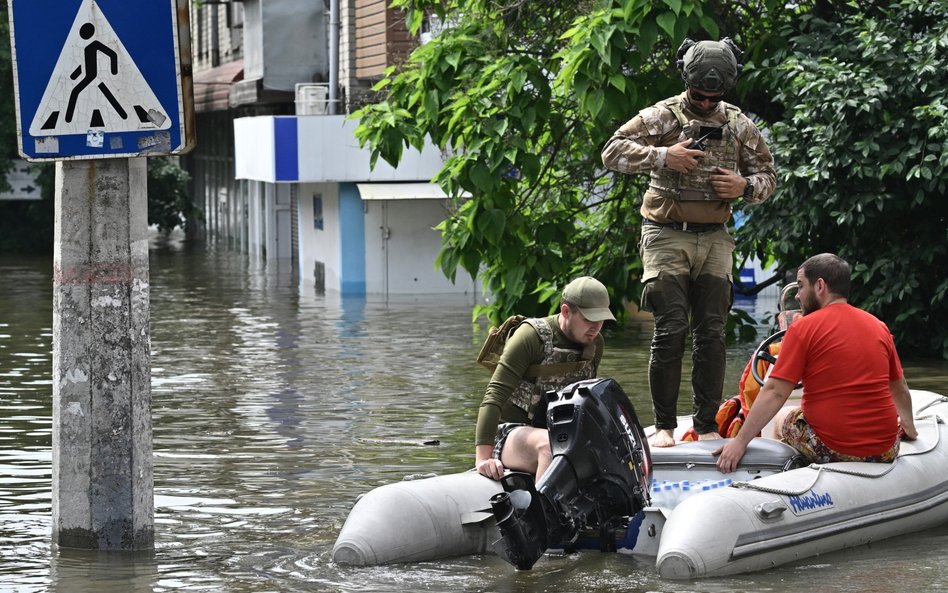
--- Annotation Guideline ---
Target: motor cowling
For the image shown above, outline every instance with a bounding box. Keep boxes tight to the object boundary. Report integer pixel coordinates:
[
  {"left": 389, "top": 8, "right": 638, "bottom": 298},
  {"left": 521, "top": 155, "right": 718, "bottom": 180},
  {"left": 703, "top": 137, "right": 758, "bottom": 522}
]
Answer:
[{"left": 490, "top": 378, "right": 652, "bottom": 570}]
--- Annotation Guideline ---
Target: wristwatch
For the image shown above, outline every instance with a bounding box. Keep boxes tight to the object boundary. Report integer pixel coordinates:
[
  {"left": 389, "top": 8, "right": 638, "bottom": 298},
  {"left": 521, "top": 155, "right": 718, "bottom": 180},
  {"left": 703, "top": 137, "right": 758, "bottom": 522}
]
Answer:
[{"left": 742, "top": 177, "right": 754, "bottom": 200}]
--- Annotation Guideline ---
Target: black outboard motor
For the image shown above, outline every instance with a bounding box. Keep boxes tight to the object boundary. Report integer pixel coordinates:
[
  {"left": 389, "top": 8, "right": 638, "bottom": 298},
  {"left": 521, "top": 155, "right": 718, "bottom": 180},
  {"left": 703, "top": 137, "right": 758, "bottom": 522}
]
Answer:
[{"left": 489, "top": 378, "right": 652, "bottom": 570}]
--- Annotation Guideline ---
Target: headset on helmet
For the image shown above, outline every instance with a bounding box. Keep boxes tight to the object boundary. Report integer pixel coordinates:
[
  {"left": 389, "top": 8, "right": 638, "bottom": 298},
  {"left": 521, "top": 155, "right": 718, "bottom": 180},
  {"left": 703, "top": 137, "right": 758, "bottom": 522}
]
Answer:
[{"left": 676, "top": 37, "right": 744, "bottom": 92}]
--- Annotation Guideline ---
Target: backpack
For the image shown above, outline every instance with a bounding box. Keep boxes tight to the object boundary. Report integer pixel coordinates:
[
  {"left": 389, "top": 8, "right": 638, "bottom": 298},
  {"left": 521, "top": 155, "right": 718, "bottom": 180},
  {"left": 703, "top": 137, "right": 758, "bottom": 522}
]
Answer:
[{"left": 476, "top": 315, "right": 529, "bottom": 373}]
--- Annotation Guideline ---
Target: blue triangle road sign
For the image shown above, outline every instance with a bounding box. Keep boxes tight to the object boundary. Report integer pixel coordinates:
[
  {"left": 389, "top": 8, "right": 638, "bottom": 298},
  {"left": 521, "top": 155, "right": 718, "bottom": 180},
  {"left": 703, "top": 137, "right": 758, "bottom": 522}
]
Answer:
[{"left": 8, "top": 0, "right": 194, "bottom": 161}]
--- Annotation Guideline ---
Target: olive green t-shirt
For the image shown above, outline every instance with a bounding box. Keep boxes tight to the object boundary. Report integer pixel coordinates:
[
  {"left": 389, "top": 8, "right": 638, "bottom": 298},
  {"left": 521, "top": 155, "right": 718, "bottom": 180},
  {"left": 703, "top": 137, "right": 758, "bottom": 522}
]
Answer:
[{"left": 474, "top": 315, "right": 604, "bottom": 445}]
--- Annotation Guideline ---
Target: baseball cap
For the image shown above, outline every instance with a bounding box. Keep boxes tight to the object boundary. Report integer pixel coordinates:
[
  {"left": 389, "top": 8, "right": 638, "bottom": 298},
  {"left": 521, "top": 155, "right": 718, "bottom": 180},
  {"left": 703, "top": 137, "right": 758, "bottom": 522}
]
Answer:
[{"left": 562, "top": 276, "right": 616, "bottom": 322}]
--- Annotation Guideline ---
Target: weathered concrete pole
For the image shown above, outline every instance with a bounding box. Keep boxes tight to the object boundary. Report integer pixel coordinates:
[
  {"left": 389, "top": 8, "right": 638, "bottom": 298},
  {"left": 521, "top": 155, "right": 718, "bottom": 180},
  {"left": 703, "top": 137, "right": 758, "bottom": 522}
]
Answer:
[{"left": 52, "top": 158, "right": 153, "bottom": 550}]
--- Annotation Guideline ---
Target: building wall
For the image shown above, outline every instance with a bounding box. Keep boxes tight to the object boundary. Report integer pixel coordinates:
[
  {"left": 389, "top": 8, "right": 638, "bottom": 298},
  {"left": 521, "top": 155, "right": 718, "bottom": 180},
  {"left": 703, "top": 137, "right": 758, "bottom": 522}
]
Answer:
[
  {"left": 343, "top": 0, "right": 414, "bottom": 110},
  {"left": 363, "top": 199, "right": 477, "bottom": 295},
  {"left": 298, "top": 182, "right": 342, "bottom": 293},
  {"left": 192, "top": 2, "right": 242, "bottom": 69},
  {"left": 339, "top": 0, "right": 357, "bottom": 96},
  {"left": 241, "top": 0, "right": 328, "bottom": 91},
  {"left": 296, "top": 183, "right": 477, "bottom": 296},
  {"left": 353, "top": 0, "right": 414, "bottom": 79},
  {"left": 190, "top": 2, "right": 478, "bottom": 297},
  {"left": 188, "top": 110, "right": 240, "bottom": 244},
  {"left": 338, "top": 183, "right": 367, "bottom": 295}
]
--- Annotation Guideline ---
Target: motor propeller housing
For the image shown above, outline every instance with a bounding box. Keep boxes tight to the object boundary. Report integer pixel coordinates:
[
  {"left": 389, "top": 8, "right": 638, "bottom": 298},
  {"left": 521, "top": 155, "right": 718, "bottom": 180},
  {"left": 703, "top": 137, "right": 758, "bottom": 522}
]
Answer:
[{"left": 490, "top": 378, "right": 652, "bottom": 570}]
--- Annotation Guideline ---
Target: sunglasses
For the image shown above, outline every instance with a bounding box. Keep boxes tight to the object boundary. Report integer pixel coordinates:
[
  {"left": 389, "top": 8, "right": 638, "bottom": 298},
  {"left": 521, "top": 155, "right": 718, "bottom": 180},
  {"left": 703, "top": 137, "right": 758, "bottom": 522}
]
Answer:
[{"left": 689, "top": 89, "right": 724, "bottom": 104}]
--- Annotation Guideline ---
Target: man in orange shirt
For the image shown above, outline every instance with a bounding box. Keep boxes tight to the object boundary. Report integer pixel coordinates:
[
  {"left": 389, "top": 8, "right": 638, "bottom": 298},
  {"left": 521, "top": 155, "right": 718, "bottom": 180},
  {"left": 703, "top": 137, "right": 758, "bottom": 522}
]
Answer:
[{"left": 715, "top": 253, "right": 918, "bottom": 472}]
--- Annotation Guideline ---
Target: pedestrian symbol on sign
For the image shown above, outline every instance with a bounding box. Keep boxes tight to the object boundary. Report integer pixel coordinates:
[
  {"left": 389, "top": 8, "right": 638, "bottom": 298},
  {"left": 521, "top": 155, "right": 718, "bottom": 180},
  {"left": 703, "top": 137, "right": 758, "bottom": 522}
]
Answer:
[
  {"left": 65, "top": 23, "right": 124, "bottom": 124},
  {"left": 29, "top": 0, "right": 171, "bottom": 138}
]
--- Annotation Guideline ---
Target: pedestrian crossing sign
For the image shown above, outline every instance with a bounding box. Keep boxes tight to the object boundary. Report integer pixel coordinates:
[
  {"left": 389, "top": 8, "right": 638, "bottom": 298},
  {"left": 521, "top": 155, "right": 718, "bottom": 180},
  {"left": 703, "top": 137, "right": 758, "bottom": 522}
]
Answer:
[{"left": 7, "top": 0, "right": 194, "bottom": 161}]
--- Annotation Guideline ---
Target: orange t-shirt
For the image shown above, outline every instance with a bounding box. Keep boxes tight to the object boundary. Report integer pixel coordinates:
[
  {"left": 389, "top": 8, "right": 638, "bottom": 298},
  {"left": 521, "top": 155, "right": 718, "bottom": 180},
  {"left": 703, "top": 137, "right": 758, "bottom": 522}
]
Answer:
[{"left": 769, "top": 303, "right": 902, "bottom": 456}]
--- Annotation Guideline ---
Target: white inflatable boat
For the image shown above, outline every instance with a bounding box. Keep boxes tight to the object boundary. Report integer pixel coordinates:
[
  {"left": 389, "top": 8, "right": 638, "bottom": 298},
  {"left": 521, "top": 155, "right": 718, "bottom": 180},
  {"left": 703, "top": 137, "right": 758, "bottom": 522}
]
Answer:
[{"left": 332, "top": 389, "right": 948, "bottom": 578}]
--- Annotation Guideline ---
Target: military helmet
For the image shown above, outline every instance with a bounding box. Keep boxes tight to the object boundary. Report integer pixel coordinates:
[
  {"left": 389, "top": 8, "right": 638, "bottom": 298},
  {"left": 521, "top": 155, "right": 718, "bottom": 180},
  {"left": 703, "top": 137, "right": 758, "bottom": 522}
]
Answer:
[{"left": 676, "top": 38, "right": 743, "bottom": 93}]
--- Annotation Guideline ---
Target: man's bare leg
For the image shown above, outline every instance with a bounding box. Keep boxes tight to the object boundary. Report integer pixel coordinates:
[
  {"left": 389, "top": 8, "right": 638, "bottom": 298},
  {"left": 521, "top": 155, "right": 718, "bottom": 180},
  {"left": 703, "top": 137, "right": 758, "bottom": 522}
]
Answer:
[
  {"left": 499, "top": 426, "right": 553, "bottom": 480},
  {"left": 769, "top": 407, "right": 797, "bottom": 440},
  {"left": 650, "top": 428, "right": 676, "bottom": 448}
]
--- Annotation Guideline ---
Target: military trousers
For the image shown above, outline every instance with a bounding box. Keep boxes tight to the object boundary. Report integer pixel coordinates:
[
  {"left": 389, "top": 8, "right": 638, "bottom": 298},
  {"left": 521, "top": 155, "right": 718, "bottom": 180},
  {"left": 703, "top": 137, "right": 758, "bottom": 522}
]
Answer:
[{"left": 638, "top": 223, "right": 734, "bottom": 434}]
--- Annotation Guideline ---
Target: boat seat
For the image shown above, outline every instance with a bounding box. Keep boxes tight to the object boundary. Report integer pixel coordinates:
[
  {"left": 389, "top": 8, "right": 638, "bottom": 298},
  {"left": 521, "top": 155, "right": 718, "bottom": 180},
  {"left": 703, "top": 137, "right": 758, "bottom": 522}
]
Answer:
[{"left": 650, "top": 438, "right": 803, "bottom": 473}]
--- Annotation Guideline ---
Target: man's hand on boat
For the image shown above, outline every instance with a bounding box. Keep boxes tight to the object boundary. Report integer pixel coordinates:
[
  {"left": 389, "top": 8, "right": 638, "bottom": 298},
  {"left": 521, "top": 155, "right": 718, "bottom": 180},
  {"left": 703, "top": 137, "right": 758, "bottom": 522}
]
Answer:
[
  {"left": 714, "top": 439, "right": 749, "bottom": 474},
  {"left": 475, "top": 443, "right": 506, "bottom": 480},
  {"left": 893, "top": 377, "right": 919, "bottom": 441},
  {"left": 713, "top": 377, "right": 796, "bottom": 473},
  {"left": 476, "top": 456, "right": 505, "bottom": 480}
]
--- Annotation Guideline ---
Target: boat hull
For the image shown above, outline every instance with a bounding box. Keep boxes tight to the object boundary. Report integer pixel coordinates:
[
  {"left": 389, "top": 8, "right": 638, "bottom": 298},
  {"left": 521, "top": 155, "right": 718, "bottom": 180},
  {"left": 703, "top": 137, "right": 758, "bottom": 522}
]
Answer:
[
  {"left": 333, "top": 390, "right": 948, "bottom": 578},
  {"left": 332, "top": 471, "right": 502, "bottom": 565},
  {"left": 656, "top": 391, "right": 948, "bottom": 577}
]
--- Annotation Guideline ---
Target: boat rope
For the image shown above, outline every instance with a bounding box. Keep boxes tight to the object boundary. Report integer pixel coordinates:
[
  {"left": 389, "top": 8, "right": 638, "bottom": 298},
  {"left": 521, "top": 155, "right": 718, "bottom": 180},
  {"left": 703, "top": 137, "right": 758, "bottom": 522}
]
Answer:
[
  {"left": 916, "top": 397, "right": 948, "bottom": 416},
  {"left": 731, "top": 469, "right": 823, "bottom": 496},
  {"left": 732, "top": 414, "right": 943, "bottom": 497}
]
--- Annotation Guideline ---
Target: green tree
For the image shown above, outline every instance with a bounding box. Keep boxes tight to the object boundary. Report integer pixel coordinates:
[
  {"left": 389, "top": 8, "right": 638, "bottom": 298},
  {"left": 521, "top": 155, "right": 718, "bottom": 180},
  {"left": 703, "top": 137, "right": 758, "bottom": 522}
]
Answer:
[
  {"left": 357, "top": 0, "right": 946, "bottom": 358},
  {"left": 147, "top": 156, "right": 196, "bottom": 234},
  {"left": 745, "top": 2, "right": 948, "bottom": 357},
  {"left": 0, "top": 2, "right": 21, "bottom": 184},
  {"left": 354, "top": 0, "right": 798, "bottom": 326}
]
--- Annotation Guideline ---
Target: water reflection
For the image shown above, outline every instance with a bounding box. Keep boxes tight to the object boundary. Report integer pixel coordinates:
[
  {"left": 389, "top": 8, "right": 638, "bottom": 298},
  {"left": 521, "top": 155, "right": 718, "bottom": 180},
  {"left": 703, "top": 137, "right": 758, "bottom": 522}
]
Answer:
[
  {"left": 49, "top": 550, "right": 157, "bottom": 593},
  {"left": 1, "top": 237, "right": 947, "bottom": 593}
]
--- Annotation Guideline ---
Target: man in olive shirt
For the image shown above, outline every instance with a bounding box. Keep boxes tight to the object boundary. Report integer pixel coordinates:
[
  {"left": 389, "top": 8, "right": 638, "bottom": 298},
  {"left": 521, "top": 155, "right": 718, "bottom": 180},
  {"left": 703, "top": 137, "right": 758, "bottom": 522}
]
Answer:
[{"left": 475, "top": 277, "right": 614, "bottom": 480}]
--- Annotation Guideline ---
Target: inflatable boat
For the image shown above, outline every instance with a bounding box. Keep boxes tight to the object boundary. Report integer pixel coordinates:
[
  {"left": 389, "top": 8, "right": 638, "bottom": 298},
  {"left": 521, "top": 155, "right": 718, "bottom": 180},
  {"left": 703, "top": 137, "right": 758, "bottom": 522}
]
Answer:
[
  {"left": 335, "top": 285, "right": 948, "bottom": 577},
  {"left": 332, "top": 381, "right": 948, "bottom": 578}
]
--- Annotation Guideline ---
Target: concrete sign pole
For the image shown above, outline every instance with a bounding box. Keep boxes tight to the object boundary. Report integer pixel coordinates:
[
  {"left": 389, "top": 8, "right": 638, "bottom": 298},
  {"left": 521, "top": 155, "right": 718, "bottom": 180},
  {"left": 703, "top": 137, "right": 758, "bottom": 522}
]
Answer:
[{"left": 52, "top": 158, "right": 153, "bottom": 549}]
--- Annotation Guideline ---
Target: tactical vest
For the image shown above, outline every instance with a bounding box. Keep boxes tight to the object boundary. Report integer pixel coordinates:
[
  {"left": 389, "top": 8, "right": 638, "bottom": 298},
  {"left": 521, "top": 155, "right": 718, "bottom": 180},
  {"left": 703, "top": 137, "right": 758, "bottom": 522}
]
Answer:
[
  {"left": 651, "top": 98, "right": 741, "bottom": 201},
  {"left": 508, "top": 318, "right": 596, "bottom": 419}
]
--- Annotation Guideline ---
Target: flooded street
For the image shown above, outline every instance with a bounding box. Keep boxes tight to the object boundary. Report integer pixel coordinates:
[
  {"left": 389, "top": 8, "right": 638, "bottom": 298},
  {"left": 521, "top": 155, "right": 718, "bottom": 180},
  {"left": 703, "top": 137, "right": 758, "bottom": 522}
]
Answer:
[{"left": 2, "top": 235, "right": 947, "bottom": 593}]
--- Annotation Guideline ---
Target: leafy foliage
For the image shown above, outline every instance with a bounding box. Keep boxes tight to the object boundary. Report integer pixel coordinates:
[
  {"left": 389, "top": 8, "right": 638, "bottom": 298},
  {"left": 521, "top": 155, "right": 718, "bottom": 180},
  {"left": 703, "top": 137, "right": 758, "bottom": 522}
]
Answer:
[
  {"left": 0, "top": 3, "right": 20, "bottom": 185},
  {"left": 147, "top": 157, "right": 195, "bottom": 234},
  {"left": 745, "top": 2, "right": 948, "bottom": 357},
  {"left": 357, "top": 0, "right": 947, "bottom": 357}
]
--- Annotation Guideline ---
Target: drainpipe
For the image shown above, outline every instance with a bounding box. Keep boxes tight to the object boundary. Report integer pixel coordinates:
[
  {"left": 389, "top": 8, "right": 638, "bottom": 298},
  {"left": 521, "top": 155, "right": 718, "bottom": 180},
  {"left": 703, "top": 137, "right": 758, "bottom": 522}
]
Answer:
[
  {"left": 210, "top": 4, "right": 220, "bottom": 67},
  {"left": 329, "top": 0, "right": 340, "bottom": 114}
]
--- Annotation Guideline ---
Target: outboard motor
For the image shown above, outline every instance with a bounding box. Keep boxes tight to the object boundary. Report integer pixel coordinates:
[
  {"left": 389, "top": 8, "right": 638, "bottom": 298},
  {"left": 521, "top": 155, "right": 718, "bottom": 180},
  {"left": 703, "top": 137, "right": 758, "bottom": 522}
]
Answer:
[{"left": 489, "top": 378, "right": 652, "bottom": 570}]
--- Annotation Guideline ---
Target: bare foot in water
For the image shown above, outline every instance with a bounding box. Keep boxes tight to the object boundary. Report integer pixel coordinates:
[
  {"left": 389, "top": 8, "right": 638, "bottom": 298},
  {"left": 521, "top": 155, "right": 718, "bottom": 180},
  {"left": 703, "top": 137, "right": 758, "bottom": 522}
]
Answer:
[
  {"left": 650, "top": 428, "right": 676, "bottom": 447},
  {"left": 697, "top": 431, "right": 723, "bottom": 441}
]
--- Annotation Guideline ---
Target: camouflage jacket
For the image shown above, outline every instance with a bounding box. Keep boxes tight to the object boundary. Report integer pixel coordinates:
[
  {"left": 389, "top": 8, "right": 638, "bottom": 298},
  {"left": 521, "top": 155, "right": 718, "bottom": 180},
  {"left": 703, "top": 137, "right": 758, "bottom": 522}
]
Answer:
[{"left": 601, "top": 92, "right": 776, "bottom": 225}]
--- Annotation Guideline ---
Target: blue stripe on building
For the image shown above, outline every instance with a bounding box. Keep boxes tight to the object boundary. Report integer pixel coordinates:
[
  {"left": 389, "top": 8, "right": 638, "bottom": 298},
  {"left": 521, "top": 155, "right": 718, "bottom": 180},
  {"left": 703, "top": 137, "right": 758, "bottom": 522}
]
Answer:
[
  {"left": 273, "top": 117, "right": 299, "bottom": 182},
  {"left": 338, "top": 182, "right": 366, "bottom": 295}
]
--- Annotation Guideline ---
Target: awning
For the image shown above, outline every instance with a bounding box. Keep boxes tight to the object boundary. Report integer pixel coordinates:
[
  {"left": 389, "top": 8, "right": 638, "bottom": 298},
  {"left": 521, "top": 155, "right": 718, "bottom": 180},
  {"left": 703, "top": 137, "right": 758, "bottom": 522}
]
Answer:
[
  {"left": 357, "top": 182, "right": 452, "bottom": 201},
  {"left": 193, "top": 60, "right": 244, "bottom": 112}
]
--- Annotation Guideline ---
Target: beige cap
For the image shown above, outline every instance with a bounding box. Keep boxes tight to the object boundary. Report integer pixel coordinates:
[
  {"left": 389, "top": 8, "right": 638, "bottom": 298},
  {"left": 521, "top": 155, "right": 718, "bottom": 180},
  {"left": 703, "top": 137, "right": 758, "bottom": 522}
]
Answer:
[{"left": 562, "top": 276, "right": 616, "bottom": 322}]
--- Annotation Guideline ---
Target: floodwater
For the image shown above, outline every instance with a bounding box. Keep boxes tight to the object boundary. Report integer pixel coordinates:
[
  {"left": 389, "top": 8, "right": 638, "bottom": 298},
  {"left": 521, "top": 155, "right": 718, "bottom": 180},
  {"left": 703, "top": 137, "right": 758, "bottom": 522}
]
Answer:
[{"left": 1, "top": 233, "right": 947, "bottom": 593}]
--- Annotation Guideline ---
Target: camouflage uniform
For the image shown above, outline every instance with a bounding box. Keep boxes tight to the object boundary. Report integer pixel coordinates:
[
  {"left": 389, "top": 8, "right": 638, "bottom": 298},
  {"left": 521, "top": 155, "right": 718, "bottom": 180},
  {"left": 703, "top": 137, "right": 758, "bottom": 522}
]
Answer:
[
  {"left": 601, "top": 92, "right": 776, "bottom": 434},
  {"left": 474, "top": 315, "right": 602, "bottom": 448}
]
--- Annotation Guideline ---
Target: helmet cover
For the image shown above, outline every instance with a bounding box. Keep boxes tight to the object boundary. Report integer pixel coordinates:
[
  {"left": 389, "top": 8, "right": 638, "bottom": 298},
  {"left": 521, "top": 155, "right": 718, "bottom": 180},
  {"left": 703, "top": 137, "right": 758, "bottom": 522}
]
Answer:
[{"left": 681, "top": 40, "right": 739, "bottom": 92}]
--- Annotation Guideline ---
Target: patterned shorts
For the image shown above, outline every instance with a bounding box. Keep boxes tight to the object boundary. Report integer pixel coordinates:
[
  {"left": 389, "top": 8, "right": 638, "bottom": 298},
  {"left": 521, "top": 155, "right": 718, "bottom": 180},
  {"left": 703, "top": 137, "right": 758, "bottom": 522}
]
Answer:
[
  {"left": 780, "top": 408, "right": 899, "bottom": 464},
  {"left": 492, "top": 423, "right": 527, "bottom": 459}
]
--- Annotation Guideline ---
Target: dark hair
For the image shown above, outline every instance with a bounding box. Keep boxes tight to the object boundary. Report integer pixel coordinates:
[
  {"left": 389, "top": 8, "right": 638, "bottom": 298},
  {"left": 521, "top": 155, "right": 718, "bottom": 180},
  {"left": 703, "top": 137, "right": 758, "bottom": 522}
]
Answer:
[{"left": 800, "top": 253, "right": 851, "bottom": 298}]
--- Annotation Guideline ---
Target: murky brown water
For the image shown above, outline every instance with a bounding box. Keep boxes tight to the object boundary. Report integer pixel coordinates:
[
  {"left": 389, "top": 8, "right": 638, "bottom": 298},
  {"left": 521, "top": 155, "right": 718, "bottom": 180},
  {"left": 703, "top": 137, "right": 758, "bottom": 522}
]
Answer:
[{"left": 2, "top": 234, "right": 947, "bottom": 593}]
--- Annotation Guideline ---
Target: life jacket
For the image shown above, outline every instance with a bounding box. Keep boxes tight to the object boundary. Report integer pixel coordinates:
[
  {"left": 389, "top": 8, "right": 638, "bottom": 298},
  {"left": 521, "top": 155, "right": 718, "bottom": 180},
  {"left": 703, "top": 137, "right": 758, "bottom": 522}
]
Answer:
[
  {"left": 477, "top": 315, "right": 596, "bottom": 420},
  {"left": 650, "top": 98, "right": 742, "bottom": 202}
]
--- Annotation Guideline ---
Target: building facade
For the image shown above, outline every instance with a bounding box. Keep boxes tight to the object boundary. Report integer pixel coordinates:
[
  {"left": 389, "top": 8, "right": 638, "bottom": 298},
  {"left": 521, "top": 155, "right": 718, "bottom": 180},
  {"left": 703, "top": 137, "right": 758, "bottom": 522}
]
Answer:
[{"left": 185, "top": 0, "right": 478, "bottom": 298}]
